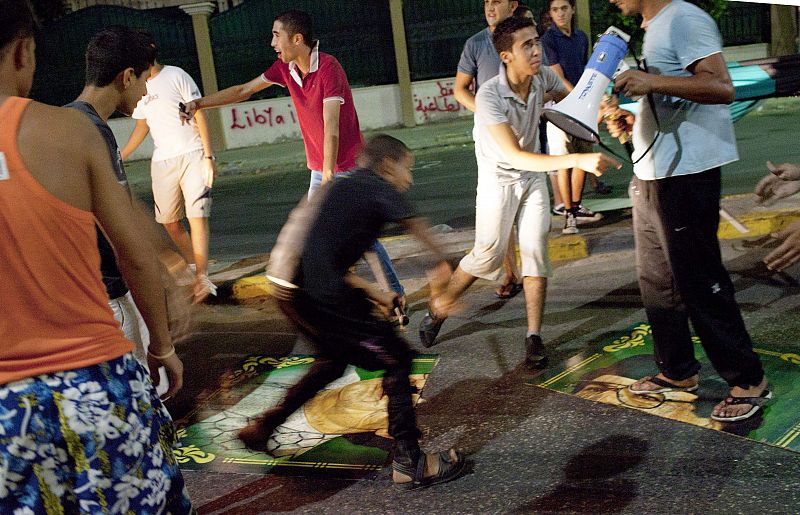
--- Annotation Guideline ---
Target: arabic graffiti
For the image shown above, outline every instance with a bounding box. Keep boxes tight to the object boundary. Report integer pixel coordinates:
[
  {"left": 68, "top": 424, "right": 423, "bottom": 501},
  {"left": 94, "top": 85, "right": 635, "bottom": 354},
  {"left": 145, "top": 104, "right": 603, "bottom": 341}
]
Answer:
[{"left": 413, "top": 80, "right": 470, "bottom": 122}]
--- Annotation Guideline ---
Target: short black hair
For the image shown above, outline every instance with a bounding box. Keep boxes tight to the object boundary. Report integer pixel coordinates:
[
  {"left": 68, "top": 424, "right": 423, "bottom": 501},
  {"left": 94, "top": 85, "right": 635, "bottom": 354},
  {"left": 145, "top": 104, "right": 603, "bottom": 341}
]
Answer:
[
  {"left": 493, "top": 16, "right": 535, "bottom": 54},
  {"left": 514, "top": 4, "right": 533, "bottom": 18},
  {"left": 274, "top": 10, "right": 313, "bottom": 46},
  {"left": 548, "top": 0, "right": 576, "bottom": 8},
  {"left": 85, "top": 26, "right": 156, "bottom": 87},
  {"left": 0, "top": 0, "right": 38, "bottom": 52},
  {"left": 358, "top": 135, "right": 411, "bottom": 169}
]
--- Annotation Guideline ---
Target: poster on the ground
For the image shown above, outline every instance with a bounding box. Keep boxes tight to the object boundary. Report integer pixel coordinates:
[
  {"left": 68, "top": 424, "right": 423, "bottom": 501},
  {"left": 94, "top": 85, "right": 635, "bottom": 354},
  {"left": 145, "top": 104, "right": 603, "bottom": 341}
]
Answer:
[
  {"left": 173, "top": 354, "right": 438, "bottom": 478},
  {"left": 531, "top": 324, "right": 800, "bottom": 452}
]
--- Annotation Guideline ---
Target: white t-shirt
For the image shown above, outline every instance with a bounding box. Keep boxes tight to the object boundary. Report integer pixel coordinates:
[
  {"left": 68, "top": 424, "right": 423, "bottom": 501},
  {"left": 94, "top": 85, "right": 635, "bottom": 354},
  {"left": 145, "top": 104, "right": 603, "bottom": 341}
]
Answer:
[{"left": 132, "top": 65, "right": 204, "bottom": 162}]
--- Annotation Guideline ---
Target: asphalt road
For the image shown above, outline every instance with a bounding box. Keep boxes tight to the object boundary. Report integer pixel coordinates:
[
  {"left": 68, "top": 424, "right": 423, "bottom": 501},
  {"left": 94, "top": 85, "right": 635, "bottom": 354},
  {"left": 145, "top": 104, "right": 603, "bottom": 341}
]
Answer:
[{"left": 127, "top": 97, "right": 800, "bottom": 264}]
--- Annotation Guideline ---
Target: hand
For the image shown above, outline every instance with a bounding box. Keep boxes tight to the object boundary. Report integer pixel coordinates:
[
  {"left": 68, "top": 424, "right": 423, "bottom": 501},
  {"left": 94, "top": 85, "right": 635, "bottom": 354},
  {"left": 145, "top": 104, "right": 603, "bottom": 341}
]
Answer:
[
  {"left": 321, "top": 171, "right": 334, "bottom": 185},
  {"left": 202, "top": 157, "right": 217, "bottom": 189},
  {"left": 764, "top": 219, "right": 800, "bottom": 271},
  {"left": 754, "top": 162, "right": 800, "bottom": 206},
  {"left": 146, "top": 351, "right": 184, "bottom": 400},
  {"left": 602, "top": 106, "right": 635, "bottom": 140},
  {"left": 613, "top": 69, "right": 654, "bottom": 98},
  {"left": 576, "top": 152, "right": 623, "bottom": 177},
  {"left": 767, "top": 161, "right": 800, "bottom": 181},
  {"left": 179, "top": 100, "right": 198, "bottom": 125}
]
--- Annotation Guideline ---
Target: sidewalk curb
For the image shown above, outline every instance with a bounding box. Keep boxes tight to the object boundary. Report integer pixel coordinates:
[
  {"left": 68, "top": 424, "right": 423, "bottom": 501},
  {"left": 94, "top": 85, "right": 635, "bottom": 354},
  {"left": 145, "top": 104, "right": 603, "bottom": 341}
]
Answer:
[
  {"left": 226, "top": 232, "right": 590, "bottom": 302},
  {"left": 225, "top": 207, "right": 800, "bottom": 302}
]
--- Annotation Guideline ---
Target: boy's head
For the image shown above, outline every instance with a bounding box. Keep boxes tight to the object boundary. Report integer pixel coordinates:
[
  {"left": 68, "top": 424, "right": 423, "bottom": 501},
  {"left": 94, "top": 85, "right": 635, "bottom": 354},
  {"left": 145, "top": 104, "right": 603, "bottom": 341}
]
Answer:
[
  {"left": 608, "top": 0, "right": 642, "bottom": 17},
  {"left": 548, "top": 0, "right": 575, "bottom": 32},
  {"left": 484, "top": 0, "right": 519, "bottom": 30},
  {"left": 0, "top": 0, "right": 39, "bottom": 97},
  {"left": 358, "top": 135, "right": 414, "bottom": 192},
  {"left": 84, "top": 26, "right": 155, "bottom": 115},
  {"left": 493, "top": 16, "right": 541, "bottom": 77},
  {"left": 271, "top": 10, "right": 313, "bottom": 63},
  {"left": 514, "top": 4, "right": 535, "bottom": 21}
]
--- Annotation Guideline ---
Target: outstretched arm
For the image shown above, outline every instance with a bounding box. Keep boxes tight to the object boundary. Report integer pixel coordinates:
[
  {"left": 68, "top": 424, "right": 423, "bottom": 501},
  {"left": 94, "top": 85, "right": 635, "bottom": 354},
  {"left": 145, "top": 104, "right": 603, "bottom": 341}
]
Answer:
[
  {"left": 487, "top": 122, "right": 621, "bottom": 176},
  {"left": 180, "top": 75, "right": 273, "bottom": 121}
]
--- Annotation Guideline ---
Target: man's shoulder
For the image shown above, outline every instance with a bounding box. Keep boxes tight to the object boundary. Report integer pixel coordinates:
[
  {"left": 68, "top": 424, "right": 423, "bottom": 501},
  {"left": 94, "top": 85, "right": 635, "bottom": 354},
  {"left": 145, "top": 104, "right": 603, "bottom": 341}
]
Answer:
[
  {"left": 319, "top": 52, "right": 344, "bottom": 69},
  {"left": 464, "top": 28, "right": 490, "bottom": 48}
]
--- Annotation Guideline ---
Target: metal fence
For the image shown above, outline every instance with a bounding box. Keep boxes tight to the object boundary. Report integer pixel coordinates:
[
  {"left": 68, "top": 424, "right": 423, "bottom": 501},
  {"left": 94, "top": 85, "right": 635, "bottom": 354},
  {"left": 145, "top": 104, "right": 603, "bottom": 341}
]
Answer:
[
  {"left": 31, "top": 5, "right": 199, "bottom": 108},
  {"left": 209, "top": 0, "right": 397, "bottom": 101},
  {"left": 718, "top": 2, "right": 771, "bottom": 46},
  {"left": 28, "top": 1, "right": 774, "bottom": 108}
]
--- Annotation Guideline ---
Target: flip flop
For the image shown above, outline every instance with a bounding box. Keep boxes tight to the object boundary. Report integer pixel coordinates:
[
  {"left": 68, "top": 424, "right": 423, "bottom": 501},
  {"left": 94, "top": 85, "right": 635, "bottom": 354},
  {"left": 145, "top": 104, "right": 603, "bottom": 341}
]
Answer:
[
  {"left": 628, "top": 376, "right": 699, "bottom": 395},
  {"left": 495, "top": 283, "right": 523, "bottom": 299},
  {"left": 710, "top": 389, "right": 773, "bottom": 422},
  {"left": 393, "top": 450, "right": 467, "bottom": 491}
]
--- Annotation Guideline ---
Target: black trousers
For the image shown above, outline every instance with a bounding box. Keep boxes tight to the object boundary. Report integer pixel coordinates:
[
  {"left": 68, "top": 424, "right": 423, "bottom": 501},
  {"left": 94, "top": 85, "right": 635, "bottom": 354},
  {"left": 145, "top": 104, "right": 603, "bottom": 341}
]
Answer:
[
  {"left": 630, "top": 168, "right": 764, "bottom": 388},
  {"left": 275, "top": 289, "right": 421, "bottom": 446}
]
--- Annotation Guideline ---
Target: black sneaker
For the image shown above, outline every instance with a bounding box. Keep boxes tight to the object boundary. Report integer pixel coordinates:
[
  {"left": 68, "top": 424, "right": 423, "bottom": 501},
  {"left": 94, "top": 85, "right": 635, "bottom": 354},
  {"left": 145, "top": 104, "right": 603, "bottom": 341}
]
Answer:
[
  {"left": 525, "top": 334, "right": 548, "bottom": 369},
  {"left": 574, "top": 204, "right": 603, "bottom": 222},
  {"left": 551, "top": 203, "right": 566, "bottom": 216},
  {"left": 419, "top": 309, "right": 445, "bottom": 348}
]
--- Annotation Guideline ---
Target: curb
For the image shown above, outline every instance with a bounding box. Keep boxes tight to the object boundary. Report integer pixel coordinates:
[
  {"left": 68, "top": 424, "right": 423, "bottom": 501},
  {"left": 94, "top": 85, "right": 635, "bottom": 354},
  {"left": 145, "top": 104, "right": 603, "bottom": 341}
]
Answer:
[
  {"left": 225, "top": 206, "right": 800, "bottom": 303},
  {"left": 226, "top": 232, "right": 590, "bottom": 302},
  {"left": 718, "top": 208, "right": 800, "bottom": 240}
]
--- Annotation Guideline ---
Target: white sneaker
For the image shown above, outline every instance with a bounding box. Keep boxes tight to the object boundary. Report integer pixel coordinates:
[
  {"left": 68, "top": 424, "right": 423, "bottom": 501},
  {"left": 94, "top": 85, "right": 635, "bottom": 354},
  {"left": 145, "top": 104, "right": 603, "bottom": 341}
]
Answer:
[
  {"left": 197, "top": 274, "right": 217, "bottom": 297},
  {"left": 563, "top": 212, "right": 579, "bottom": 234}
]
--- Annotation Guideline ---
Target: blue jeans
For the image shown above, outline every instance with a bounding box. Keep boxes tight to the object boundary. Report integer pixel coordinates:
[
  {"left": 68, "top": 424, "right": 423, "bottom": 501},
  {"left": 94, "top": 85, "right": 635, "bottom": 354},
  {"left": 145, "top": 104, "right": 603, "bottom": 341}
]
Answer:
[{"left": 308, "top": 170, "right": 404, "bottom": 297}]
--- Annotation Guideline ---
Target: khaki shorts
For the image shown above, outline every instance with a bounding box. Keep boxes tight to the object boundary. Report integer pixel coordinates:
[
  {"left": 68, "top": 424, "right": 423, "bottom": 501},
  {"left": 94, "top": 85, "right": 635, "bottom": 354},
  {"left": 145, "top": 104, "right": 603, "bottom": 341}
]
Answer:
[
  {"left": 546, "top": 122, "right": 593, "bottom": 156},
  {"left": 151, "top": 149, "right": 211, "bottom": 223},
  {"left": 459, "top": 163, "right": 552, "bottom": 280}
]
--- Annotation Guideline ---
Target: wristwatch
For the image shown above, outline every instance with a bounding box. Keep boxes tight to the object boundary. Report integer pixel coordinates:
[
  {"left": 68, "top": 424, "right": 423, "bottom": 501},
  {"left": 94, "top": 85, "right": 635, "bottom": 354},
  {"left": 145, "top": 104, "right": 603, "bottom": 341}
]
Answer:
[{"left": 204, "top": 155, "right": 216, "bottom": 161}]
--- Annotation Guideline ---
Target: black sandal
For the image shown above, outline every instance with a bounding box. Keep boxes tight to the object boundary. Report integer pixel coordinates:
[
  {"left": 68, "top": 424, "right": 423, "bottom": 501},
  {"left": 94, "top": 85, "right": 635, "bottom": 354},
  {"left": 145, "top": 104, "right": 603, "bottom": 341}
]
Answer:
[
  {"left": 711, "top": 389, "right": 772, "bottom": 422},
  {"left": 392, "top": 450, "right": 467, "bottom": 491}
]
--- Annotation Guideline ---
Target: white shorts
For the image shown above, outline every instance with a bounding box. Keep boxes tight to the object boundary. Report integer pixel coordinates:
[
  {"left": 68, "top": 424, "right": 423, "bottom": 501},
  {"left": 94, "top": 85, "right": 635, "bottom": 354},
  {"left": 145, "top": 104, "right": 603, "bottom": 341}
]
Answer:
[
  {"left": 151, "top": 149, "right": 212, "bottom": 223},
  {"left": 546, "top": 122, "right": 593, "bottom": 156},
  {"left": 459, "top": 163, "right": 552, "bottom": 280}
]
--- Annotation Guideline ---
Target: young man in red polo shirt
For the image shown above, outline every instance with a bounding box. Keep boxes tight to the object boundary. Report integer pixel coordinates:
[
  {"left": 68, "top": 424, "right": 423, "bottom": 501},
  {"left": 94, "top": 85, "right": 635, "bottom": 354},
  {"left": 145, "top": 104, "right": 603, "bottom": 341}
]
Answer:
[{"left": 181, "top": 9, "right": 404, "bottom": 301}]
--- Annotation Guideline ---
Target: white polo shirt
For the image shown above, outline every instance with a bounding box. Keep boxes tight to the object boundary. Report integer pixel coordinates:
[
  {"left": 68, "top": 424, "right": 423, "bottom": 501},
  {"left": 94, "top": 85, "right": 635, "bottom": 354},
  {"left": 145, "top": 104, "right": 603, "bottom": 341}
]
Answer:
[{"left": 475, "top": 64, "right": 565, "bottom": 185}]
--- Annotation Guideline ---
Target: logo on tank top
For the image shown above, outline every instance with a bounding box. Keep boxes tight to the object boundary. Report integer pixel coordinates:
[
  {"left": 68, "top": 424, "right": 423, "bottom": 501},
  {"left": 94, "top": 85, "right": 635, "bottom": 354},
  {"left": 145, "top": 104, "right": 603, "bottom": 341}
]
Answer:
[{"left": 0, "top": 152, "right": 9, "bottom": 181}]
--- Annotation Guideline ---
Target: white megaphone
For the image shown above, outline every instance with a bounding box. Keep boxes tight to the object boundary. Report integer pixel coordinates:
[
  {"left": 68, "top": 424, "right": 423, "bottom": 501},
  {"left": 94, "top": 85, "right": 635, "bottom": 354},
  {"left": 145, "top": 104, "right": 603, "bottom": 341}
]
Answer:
[{"left": 542, "top": 27, "right": 631, "bottom": 143}]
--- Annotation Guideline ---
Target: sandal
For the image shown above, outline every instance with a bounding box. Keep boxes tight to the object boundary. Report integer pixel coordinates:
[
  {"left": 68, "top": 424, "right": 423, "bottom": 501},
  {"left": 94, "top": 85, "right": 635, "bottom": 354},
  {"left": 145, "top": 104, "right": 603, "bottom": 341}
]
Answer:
[
  {"left": 495, "top": 282, "right": 524, "bottom": 299},
  {"left": 392, "top": 450, "right": 467, "bottom": 491},
  {"left": 628, "top": 375, "right": 699, "bottom": 395},
  {"left": 711, "top": 389, "right": 773, "bottom": 422}
]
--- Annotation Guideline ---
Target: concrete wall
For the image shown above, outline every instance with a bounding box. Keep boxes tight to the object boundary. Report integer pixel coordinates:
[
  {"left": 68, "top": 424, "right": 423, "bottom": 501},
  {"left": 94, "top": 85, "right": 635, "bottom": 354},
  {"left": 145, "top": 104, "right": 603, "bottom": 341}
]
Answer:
[{"left": 111, "top": 77, "right": 472, "bottom": 161}]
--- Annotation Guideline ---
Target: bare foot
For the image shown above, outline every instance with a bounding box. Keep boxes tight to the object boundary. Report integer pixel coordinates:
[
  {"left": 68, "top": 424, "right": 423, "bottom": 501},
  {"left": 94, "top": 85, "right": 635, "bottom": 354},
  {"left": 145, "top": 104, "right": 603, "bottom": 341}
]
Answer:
[{"left": 712, "top": 376, "right": 769, "bottom": 420}]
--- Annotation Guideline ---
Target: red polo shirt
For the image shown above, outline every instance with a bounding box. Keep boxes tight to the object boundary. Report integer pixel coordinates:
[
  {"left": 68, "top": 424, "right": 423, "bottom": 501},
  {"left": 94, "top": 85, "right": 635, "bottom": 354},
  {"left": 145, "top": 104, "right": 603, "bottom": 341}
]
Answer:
[{"left": 263, "top": 46, "right": 363, "bottom": 172}]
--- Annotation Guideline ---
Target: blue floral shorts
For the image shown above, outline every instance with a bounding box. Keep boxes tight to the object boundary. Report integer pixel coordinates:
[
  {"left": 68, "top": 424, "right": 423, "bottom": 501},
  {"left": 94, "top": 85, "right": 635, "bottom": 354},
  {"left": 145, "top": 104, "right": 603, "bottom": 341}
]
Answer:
[{"left": 0, "top": 353, "right": 194, "bottom": 514}]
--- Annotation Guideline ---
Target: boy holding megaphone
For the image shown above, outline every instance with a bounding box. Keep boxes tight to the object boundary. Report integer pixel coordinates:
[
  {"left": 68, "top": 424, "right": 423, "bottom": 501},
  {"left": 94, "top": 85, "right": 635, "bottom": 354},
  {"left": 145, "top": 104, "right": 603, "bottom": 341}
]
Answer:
[{"left": 601, "top": 0, "right": 770, "bottom": 423}]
